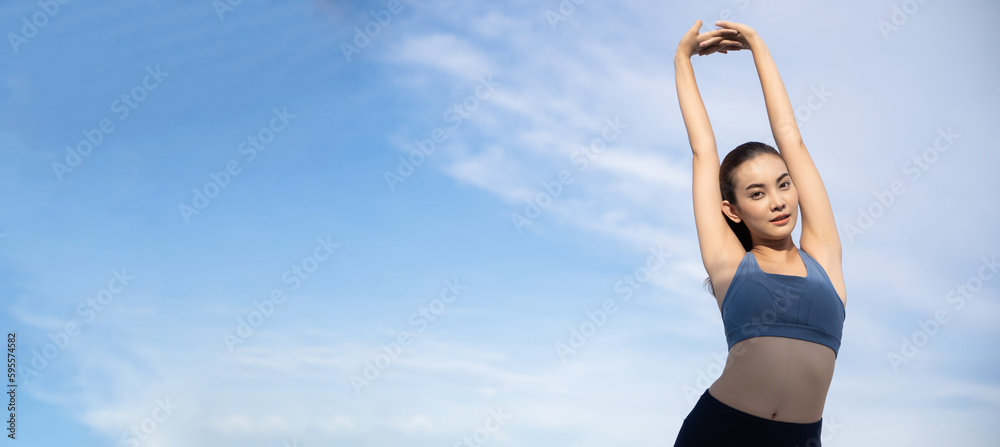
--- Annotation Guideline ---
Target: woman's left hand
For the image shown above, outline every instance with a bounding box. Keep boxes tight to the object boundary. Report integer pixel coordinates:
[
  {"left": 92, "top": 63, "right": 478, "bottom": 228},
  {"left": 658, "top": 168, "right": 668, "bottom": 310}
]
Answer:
[
  {"left": 696, "top": 31, "right": 745, "bottom": 56},
  {"left": 711, "top": 20, "right": 759, "bottom": 52}
]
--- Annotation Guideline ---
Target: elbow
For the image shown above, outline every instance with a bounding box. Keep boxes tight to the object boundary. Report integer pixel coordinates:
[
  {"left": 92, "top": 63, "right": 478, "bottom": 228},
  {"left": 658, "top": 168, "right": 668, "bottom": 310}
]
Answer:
[{"left": 692, "top": 148, "right": 720, "bottom": 163}]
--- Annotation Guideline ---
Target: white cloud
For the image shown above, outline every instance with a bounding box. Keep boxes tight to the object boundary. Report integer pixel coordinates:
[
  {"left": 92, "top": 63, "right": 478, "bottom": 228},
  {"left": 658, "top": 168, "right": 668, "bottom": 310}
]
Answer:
[{"left": 391, "top": 33, "right": 494, "bottom": 81}]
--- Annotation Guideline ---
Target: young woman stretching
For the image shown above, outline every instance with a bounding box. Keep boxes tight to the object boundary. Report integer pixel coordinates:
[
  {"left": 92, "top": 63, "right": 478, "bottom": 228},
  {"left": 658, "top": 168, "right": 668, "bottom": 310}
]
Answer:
[{"left": 672, "top": 20, "right": 847, "bottom": 446}]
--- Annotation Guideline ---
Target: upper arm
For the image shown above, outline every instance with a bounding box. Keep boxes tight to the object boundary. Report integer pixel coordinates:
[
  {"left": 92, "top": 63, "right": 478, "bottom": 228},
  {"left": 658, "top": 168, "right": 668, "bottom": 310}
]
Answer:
[
  {"left": 692, "top": 152, "right": 746, "bottom": 275},
  {"left": 779, "top": 140, "right": 842, "bottom": 262},
  {"left": 677, "top": 57, "right": 745, "bottom": 275}
]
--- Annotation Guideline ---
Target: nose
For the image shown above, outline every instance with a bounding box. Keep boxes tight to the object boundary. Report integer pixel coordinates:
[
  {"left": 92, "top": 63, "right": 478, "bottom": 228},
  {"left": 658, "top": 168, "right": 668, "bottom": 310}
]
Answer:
[{"left": 770, "top": 194, "right": 786, "bottom": 212}]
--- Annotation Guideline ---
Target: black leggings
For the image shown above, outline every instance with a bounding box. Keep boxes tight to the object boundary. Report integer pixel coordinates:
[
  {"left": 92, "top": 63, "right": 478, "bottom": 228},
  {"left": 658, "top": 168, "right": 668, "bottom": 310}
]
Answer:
[{"left": 674, "top": 388, "right": 823, "bottom": 447}]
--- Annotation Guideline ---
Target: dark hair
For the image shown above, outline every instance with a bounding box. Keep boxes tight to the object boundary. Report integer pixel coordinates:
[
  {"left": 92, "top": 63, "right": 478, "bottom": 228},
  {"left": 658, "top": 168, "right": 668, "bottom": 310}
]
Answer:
[{"left": 703, "top": 142, "right": 781, "bottom": 296}]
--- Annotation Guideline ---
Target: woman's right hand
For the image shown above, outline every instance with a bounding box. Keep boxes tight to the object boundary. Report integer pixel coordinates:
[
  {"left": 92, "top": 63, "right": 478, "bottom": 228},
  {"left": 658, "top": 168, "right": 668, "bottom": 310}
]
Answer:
[{"left": 675, "top": 20, "right": 744, "bottom": 59}]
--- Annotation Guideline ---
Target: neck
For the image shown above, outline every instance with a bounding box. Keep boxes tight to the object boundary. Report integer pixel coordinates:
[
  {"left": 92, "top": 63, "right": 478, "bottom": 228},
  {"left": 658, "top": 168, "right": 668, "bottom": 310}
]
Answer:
[{"left": 750, "top": 237, "right": 796, "bottom": 262}]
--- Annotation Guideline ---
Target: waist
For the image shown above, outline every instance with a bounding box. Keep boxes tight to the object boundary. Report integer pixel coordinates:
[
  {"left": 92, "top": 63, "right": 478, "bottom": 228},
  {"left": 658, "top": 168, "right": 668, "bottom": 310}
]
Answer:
[{"left": 710, "top": 337, "right": 836, "bottom": 423}]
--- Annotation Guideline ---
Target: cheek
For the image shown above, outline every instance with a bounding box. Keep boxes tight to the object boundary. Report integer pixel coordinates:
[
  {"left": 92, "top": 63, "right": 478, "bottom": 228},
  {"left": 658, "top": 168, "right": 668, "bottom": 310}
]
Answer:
[{"left": 750, "top": 205, "right": 770, "bottom": 222}]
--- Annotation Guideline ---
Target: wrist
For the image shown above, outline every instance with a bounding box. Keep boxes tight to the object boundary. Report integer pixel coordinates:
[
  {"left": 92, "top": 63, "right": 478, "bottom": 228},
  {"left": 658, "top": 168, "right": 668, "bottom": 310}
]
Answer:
[{"left": 746, "top": 33, "right": 765, "bottom": 51}]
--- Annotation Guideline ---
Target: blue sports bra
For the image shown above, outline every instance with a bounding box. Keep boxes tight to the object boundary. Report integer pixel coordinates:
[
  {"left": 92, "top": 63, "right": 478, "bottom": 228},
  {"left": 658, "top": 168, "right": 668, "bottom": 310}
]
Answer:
[{"left": 721, "top": 247, "right": 846, "bottom": 357}]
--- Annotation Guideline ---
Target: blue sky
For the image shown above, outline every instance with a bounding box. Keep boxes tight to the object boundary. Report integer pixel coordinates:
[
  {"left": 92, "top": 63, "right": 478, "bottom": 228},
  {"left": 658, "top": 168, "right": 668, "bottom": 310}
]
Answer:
[{"left": 1, "top": 0, "right": 998, "bottom": 445}]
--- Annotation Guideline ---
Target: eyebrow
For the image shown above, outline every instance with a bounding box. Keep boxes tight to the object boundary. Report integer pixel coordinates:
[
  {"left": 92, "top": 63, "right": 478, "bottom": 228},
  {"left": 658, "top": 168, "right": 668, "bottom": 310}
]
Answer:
[{"left": 745, "top": 173, "right": 790, "bottom": 191}]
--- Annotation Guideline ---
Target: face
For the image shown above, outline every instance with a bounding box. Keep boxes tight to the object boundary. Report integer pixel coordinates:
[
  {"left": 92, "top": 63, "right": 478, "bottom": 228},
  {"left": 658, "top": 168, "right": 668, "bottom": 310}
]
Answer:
[{"left": 722, "top": 154, "right": 798, "bottom": 244}]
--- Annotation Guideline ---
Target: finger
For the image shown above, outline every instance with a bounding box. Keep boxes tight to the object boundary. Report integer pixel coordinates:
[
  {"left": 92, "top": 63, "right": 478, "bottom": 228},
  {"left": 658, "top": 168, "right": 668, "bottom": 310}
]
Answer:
[
  {"left": 715, "top": 20, "right": 747, "bottom": 32},
  {"left": 688, "top": 19, "right": 702, "bottom": 34},
  {"left": 702, "top": 39, "right": 742, "bottom": 50},
  {"left": 699, "top": 36, "right": 724, "bottom": 47},
  {"left": 701, "top": 42, "right": 740, "bottom": 56},
  {"left": 698, "top": 29, "right": 737, "bottom": 39}
]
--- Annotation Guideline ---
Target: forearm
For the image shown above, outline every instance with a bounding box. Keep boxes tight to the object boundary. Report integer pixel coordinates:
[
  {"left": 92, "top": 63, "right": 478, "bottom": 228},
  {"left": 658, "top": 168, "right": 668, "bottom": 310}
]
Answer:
[
  {"left": 674, "top": 54, "right": 718, "bottom": 159},
  {"left": 747, "top": 35, "right": 803, "bottom": 150}
]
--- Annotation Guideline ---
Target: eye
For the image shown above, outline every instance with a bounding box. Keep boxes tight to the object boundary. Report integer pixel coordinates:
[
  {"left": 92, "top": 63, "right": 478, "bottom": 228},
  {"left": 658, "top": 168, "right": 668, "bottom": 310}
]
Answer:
[
  {"left": 751, "top": 191, "right": 762, "bottom": 199},
  {"left": 780, "top": 181, "right": 791, "bottom": 188}
]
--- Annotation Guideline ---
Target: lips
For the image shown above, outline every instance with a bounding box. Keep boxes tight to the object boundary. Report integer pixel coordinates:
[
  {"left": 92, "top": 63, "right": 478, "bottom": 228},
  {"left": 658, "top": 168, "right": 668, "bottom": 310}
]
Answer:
[{"left": 770, "top": 213, "right": 789, "bottom": 222}]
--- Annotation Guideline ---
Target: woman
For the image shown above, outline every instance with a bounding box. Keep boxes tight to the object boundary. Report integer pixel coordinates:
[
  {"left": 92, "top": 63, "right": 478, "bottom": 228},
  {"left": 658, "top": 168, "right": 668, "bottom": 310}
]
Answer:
[{"left": 672, "top": 20, "right": 847, "bottom": 446}]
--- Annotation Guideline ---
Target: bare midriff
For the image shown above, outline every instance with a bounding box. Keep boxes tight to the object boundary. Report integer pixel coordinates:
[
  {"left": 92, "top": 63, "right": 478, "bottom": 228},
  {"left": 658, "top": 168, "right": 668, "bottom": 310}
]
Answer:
[{"left": 708, "top": 335, "right": 835, "bottom": 423}]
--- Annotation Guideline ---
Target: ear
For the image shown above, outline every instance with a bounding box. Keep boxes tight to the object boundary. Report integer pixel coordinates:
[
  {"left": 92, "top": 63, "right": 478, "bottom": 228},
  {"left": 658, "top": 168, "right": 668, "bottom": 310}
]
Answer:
[{"left": 722, "top": 200, "right": 741, "bottom": 223}]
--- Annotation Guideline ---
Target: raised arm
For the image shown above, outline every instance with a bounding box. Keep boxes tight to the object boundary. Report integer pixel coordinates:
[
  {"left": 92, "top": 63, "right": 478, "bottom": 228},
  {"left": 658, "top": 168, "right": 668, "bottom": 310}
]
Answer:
[
  {"left": 715, "top": 21, "right": 843, "bottom": 265},
  {"left": 675, "top": 21, "right": 742, "bottom": 158},
  {"left": 675, "top": 21, "right": 746, "bottom": 273},
  {"left": 715, "top": 21, "right": 803, "bottom": 150}
]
